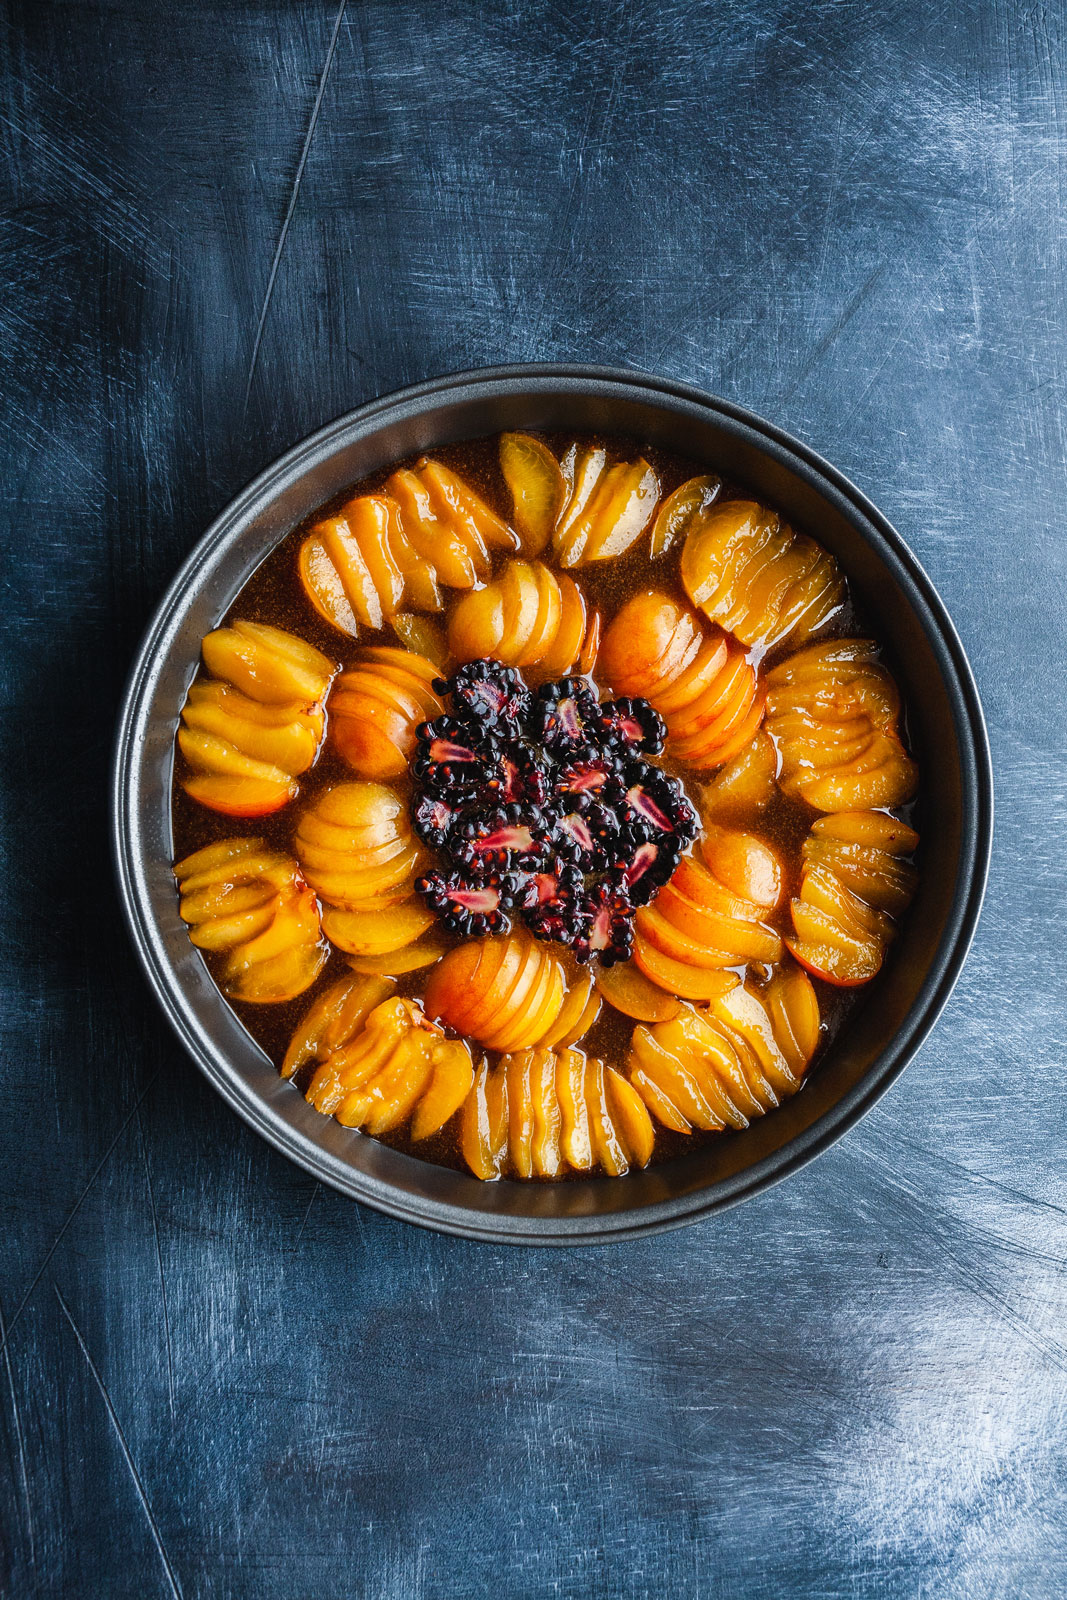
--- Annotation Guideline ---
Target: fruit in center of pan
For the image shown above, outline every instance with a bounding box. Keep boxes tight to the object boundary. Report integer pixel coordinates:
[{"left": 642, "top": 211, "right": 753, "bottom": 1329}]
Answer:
[{"left": 411, "top": 659, "right": 699, "bottom": 964}]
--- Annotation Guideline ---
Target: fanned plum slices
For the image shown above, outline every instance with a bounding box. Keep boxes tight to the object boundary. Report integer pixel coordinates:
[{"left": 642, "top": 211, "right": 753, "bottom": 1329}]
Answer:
[
  {"left": 765, "top": 639, "right": 918, "bottom": 811},
  {"left": 786, "top": 811, "right": 919, "bottom": 986},
  {"left": 301, "top": 992, "right": 475, "bottom": 1141},
  {"left": 650, "top": 474, "right": 722, "bottom": 559},
  {"left": 385, "top": 457, "right": 518, "bottom": 591},
  {"left": 292, "top": 781, "right": 435, "bottom": 962},
  {"left": 632, "top": 824, "right": 786, "bottom": 1000},
  {"left": 499, "top": 434, "right": 668, "bottom": 568},
  {"left": 553, "top": 444, "right": 660, "bottom": 567},
  {"left": 627, "top": 967, "right": 821, "bottom": 1133},
  {"left": 410, "top": 659, "right": 698, "bottom": 961},
  {"left": 300, "top": 494, "right": 412, "bottom": 635},
  {"left": 680, "top": 498, "right": 845, "bottom": 648},
  {"left": 179, "top": 620, "right": 336, "bottom": 817},
  {"left": 448, "top": 559, "right": 589, "bottom": 678},
  {"left": 600, "top": 591, "right": 764, "bottom": 770},
  {"left": 499, "top": 433, "right": 569, "bottom": 556},
  {"left": 174, "top": 838, "right": 327, "bottom": 1003},
  {"left": 424, "top": 932, "right": 568, "bottom": 1053},
  {"left": 460, "top": 1048, "right": 655, "bottom": 1179},
  {"left": 328, "top": 646, "right": 444, "bottom": 779},
  {"left": 299, "top": 457, "right": 520, "bottom": 638}
]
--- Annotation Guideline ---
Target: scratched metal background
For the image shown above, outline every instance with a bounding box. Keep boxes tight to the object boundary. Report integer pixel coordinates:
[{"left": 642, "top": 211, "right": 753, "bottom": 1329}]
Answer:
[{"left": 1, "top": 1, "right": 1064, "bottom": 1595}]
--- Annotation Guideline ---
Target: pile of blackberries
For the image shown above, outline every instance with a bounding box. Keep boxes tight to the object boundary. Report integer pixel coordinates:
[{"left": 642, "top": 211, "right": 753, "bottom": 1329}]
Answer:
[{"left": 411, "top": 660, "right": 698, "bottom": 965}]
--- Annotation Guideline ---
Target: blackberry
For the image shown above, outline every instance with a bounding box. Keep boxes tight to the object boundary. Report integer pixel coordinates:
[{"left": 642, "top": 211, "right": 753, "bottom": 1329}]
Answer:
[
  {"left": 556, "top": 752, "right": 628, "bottom": 803},
  {"left": 622, "top": 769, "right": 700, "bottom": 845},
  {"left": 619, "top": 835, "right": 686, "bottom": 906},
  {"left": 521, "top": 861, "right": 585, "bottom": 944},
  {"left": 533, "top": 676, "right": 602, "bottom": 753},
  {"left": 435, "top": 659, "right": 531, "bottom": 737},
  {"left": 489, "top": 742, "right": 551, "bottom": 808},
  {"left": 415, "top": 869, "right": 526, "bottom": 937},
  {"left": 597, "top": 697, "right": 667, "bottom": 755},
  {"left": 547, "top": 800, "right": 621, "bottom": 871},
  {"left": 451, "top": 806, "right": 549, "bottom": 872},
  {"left": 410, "top": 716, "right": 498, "bottom": 797},
  {"left": 572, "top": 882, "right": 635, "bottom": 966},
  {"left": 411, "top": 794, "right": 456, "bottom": 850}
]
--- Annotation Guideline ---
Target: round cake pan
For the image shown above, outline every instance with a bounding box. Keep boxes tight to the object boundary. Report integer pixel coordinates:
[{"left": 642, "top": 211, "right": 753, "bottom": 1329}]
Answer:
[{"left": 112, "top": 365, "right": 993, "bottom": 1244}]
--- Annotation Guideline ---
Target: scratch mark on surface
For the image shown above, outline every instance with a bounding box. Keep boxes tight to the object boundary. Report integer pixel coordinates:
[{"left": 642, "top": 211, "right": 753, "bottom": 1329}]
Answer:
[
  {"left": 886, "top": 1129, "right": 1067, "bottom": 1223},
  {"left": 0, "top": 107, "right": 170, "bottom": 268},
  {"left": 845, "top": 1140, "right": 1067, "bottom": 1375},
  {"left": 293, "top": 1181, "right": 320, "bottom": 1249},
  {"left": 779, "top": 263, "right": 887, "bottom": 404},
  {"left": 0, "top": 1073, "right": 159, "bottom": 1357},
  {"left": 136, "top": 1105, "right": 176, "bottom": 1419},
  {"left": 593, "top": 1262, "right": 915, "bottom": 1445},
  {"left": 529, "top": 51, "right": 620, "bottom": 349},
  {"left": 243, "top": 0, "right": 348, "bottom": 405},
  {"left": 56, "top": 1286, "right": 183, "bottom": 1600},
  {"left": 0, "top": 1295, "right": 35, "bottom": 1567}
]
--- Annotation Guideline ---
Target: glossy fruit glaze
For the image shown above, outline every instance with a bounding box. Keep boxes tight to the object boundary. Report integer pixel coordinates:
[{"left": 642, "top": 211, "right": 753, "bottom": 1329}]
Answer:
[{"left": 171, "top": 431, "right": 919, "bottom": 1180}]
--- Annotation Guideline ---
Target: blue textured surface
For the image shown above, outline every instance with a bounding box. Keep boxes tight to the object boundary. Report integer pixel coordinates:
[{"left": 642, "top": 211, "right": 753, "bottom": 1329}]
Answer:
[{"left": 1, "top": 3, "right": 1065, "bottom": 1596}]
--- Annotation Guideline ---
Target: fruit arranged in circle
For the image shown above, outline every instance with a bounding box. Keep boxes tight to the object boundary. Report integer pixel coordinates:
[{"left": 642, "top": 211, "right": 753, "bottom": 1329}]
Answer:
[
  {"left": 765, "top": 639, "right": 918, "bottom": 811},
  {"left": 599, "top": 591, "right": 763, "bottom": 769},
  {"left": 447, "top": 560, "right": 588, "bottom": 677},
  {"left": 385, "top": 457, "right": 519, "bottom": 588},
  {"left": 174, "top": 838, "right": 327, "bottom": 1003},
  {"left": 328, "top": 647, "right": 444, "bottom": 779},
  {"left": 172, "top": 429, "right": 922, "bottom": 1184},
  {"left": 681, "top": 498, "right": 845, "bottom": 648},
  {"left": 553, "top": 445, "right": 660, "bottom": 566},
  {"left": 304, "top": 995, "right": 475, "bottom": 1139},
  {"left": 292, "top": 782, "right": 428, "bottom": 956},
  {"left": 499, "top": 432, "right": 568, "bottom": 555},
  {"left": 650, "top": 474, "right": 722, "bottom": 559},
  {"left": 627, "top": 967, "right": 820, "bottom": 1133},
  {"left": 410, "top": 659, "right": 698, "bottom": 960},
  {"left": 699, "top": 731, "right": 778, "bottom": 822},
  {"left": 460, "top": 1049, "right": 655, "bottom": 1179},
  {"left": 423, "top": 931, "right": 568, "bottom": 1052},
  {"left": 786, "top": 811, "right": 919, "bottom": 986},
  {"left": 179, "top": 621, "right": 335, "bottom": 816},
  {"left": 632, "top": 824, "right": 785, "bottom": 998}
]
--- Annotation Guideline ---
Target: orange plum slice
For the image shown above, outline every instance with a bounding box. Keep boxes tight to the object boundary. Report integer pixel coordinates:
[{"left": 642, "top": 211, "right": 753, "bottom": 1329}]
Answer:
[
  {"left": 499, "top": 432, "right": 567, "bottom": 556},
  {"left": 650, "top": 474, "right": 721, "bottom": 559}
]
